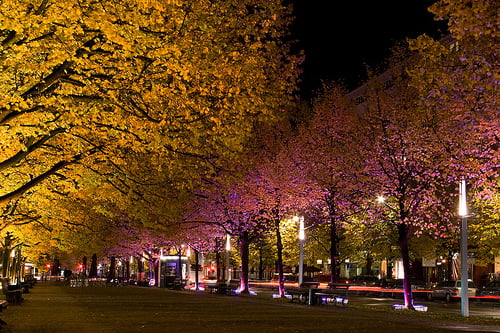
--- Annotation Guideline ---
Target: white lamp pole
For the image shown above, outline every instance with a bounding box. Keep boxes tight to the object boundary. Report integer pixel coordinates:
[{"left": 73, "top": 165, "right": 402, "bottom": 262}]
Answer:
[
  {"left": 225, "top": 234, "right": 231, "bottom": 283},
  {"left": 296, "top": 216, "right": 305, "bottom": 287},
  {"left": 458, "top": 178, "right": 469, "bottom": 317},
  {"left": 159, "top": 249, "right": 163, "bottom": 288}
]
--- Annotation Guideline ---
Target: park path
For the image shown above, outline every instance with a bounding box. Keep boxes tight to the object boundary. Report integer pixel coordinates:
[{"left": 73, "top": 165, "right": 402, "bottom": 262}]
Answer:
[{"left": 0, "top": 282, "right": 498, "bottom": 333}]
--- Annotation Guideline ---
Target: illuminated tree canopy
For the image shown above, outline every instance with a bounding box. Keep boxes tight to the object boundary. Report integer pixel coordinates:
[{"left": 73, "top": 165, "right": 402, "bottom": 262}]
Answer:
[
  {"left": 408, "top": 0, "right": 499, "bottom": 262},
  {"left": 1, "top": 0, "right": 496, "bottom": 297},
  {"left": 0, "top": 0, "right": 301, "bottom": 230}
]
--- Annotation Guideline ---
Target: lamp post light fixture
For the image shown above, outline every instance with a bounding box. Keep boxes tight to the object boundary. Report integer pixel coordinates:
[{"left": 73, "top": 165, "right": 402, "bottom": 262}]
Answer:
[
  {"left": 377, "top": 195, "right": 386, "bottom": 204},
  {"left": 294, "top": 216, "right": 305, "bottom": 287},
  {"left": 458, "top": 178, "right": 469, "bottom": 317},
  {"left": 185, "top": 247, "right": 191, "bottom": 282}
]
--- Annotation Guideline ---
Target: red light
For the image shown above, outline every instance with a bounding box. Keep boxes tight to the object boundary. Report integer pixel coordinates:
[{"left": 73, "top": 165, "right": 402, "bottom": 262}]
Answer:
[
  {"left": 79, "top": 264, "right": 83, "bottom": 269},
  {"left": 46, "top": 263, "right": 51, "bottom": 269}
]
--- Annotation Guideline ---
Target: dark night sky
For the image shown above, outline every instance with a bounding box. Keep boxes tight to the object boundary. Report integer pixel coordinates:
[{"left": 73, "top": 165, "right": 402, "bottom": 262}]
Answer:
[{"left": 290, "top": 1, "right": 446, "bottom": 98}]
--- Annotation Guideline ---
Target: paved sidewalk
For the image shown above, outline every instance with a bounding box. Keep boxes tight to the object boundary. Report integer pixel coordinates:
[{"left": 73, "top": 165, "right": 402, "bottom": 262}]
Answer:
[{"left": 0, "top": 282, "right": 498, "bottom": 333}]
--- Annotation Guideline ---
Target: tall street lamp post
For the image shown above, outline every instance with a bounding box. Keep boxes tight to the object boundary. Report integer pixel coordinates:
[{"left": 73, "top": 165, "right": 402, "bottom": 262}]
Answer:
[
  {"left": 459, "top": 179, "right": 469, "bottom": 317},
  {"left": 294, "top": 216, "right": 305, "bottom": 287},
  {"left": 226, "top": 234, "right": 231, "bottom": 284}
]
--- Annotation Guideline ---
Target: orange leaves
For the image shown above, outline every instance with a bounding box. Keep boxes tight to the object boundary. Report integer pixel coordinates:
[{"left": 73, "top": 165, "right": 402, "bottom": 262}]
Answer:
[{"left": 0, "top": 0, "right": 301, "bottom": 259}]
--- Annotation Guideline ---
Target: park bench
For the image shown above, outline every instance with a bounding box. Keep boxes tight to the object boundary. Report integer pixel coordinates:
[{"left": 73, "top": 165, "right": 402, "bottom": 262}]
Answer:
[
  {"left": 1, "top": 279, "right": 22, "bottom": 305},
  {"left": 23, "top": 275, "right": 37, "bottom": 288},
  {"left": 208, "top": 280, "right": 239, "bottom": 295},
  {"left": 225, "top": 280, "right": 240, "bottom": 295},
  {"left": 207, "top": 280, "right": 221, "bottom": 294},
  {"left": 87, "top": 278, "right": 106, "bottom": 287},
  {"left": 205, "top": 280, "right": 217, "bottom": 293},
  {"left": 288, "top": 289, "right": 310, "bottom": 304},
  {"left": 301, "top": 282, "right": 320, "bottom": 288},
  {"left": 21, "top": 283, "right": 31, "bottom": 294},
  {"left": 164, "top": 276, "right": 185, "bottom": 290},
  {"left": 136, "top": 279, "right": 151, "bottom": 287},
  {"left": 313, "top": 292, "right": 349, "bottom": 307},
  {"left": 70, "top": 279, "right": 85, "bottom": 287},
  {"left": 288, "top": 282, "right": 320, "bottom": 305},
  {"left": 308, "top": 283, "right": 350, "bottom": 307},
  {"left": 4, "top": 285, "right": 23, "bottom": 305},
  {"left": 327, "top": 283, "right": 350, "bottom": 295}
]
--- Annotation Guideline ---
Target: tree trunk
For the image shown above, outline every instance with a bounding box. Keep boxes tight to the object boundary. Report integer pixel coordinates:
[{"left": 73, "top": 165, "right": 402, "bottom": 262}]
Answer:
[
  {"left": 215, "top": 250, "right": 221, "bottom": 281},
  {"left": 1, "top": 233, "right": 13, "bottom": 278},
  {"left": 398, "top": 223, "right": 415, "bottom": 310},
  {"left": 89, "top": 253, "right": 98, "bottom": 278},
  {"left": 258, "top": 246, "right": 264, "bottom": 280},
  {"left": 366, "top": 253, "right": 373, "bottom": 275},
  {"left": 275, "top": 218, "right": 285, "bottom": 297},
  {"left": 153, "top": 258, "right": 160, "bottom": 287},
  {"left": 107, "top": 257, "right": 116, "bottom": 283},
  {"left": 177, "top": 249, "right": 183, "bottom": 279},
  {"left": 239, "top": 232, "right": 250, "bottom": 294},
  {"left": 82, "top": 256, "right": 87, "bottom": 277},
  {"left": 194, "top": 250, "right": 200, "bottom": 291},
  {"left": 327, "top": 193, "right": 340, "bottom": 284}
]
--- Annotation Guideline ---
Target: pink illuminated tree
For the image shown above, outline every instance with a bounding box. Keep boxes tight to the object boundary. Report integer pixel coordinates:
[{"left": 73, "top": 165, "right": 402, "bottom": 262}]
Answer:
[
  {"left": 101, "top": 219, "right": 176, "bottom": 286},
  {"left": 408, "top": 0, "right": 499, "bottom": 257},
  {"left": 245, "top": 120, "right": 325, "bottom": 296},
  {"left": 292, "top": 82, "right": 365, "bottom": 284},
  {"left": 183, "top": 175, "right": 271, "bottom": 294},
  {"left": 183, "top": 117, "right": 320, "bottom": 296},
  {"left": 352, "top": 68, "right": 456, "bottom": 309}
]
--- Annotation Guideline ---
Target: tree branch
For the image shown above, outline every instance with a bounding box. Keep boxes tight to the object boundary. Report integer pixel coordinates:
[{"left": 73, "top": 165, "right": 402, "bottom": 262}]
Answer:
[
  {"left": 0, "top": 148, "right": 99, "bottom": 206},
  {"left": 0, "top": 128, "right": 66, "bottom": 172}
]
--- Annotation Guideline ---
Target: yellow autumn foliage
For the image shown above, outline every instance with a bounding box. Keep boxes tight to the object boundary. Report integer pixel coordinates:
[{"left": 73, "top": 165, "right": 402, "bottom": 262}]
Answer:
[{"left": 0, "top": 0, "right": 301, "bottom": 251}]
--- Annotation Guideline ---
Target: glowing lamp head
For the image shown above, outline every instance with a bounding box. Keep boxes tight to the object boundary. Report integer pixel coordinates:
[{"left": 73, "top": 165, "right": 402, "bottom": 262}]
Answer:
[
  {"left": 458, "top": 179, "right": 468, "bottom": 217},
  {"left": 298, "top": 217, "right": 305, "bottom": 241},
  {"left": 377, "top": 196, "right": 386, "bottom": 204},
  {"left": 225, "top": 234, "right": 231, "bottom": 251}
]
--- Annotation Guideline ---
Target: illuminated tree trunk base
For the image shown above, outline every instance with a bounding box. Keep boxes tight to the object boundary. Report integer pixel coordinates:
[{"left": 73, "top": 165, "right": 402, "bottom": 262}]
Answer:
[
  {"left": 398, "top": 224, "right": 415, "bottom": 310},
  {"left": 239, "top": 233, "right": 250, "bottom": 294}
]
